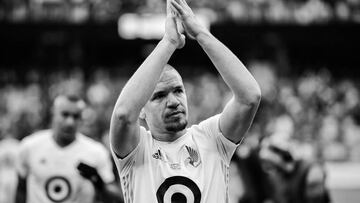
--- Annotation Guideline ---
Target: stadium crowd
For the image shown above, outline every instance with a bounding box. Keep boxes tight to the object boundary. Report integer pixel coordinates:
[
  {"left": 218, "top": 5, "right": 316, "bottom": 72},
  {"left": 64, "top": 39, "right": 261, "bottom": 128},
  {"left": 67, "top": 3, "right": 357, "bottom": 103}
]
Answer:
[
  {"left": 1, "top": 0, "right": 360, "bottom": 24},
  {"left": 1, "top": 62, "right": 359, "bottom": 162}
]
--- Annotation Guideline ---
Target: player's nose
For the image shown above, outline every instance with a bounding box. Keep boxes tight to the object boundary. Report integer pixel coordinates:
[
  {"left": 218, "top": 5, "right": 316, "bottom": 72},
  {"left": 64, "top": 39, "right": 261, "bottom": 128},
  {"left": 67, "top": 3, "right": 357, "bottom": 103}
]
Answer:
[
  {"left": 65, "top": 116, "right": 76, "bottom": 126},
  {"left": 166, "top": 93, "right": 180, "bottom": 108}
]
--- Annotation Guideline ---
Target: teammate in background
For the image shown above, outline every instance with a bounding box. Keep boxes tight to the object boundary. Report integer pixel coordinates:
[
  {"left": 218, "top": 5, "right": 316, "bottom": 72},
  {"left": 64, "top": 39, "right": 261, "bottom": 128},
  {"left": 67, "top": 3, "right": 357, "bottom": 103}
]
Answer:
[
  {"left": 109, "top": 0, "right": 261, "bottom": 202},
  {"left": 16, "top": 94, "right": 123, "bottom": 203},
  {"left": 0, "top": 123, "right": 19, "bottom": 203}
]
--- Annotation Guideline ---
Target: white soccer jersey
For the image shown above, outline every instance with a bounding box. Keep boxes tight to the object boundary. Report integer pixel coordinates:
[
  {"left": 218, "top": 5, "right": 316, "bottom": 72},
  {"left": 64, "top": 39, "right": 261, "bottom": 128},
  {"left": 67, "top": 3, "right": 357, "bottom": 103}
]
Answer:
[
  {"left": 17, "top": 130, "right": 114, "bottom": 203},
  {"left": 112, "top": 115, "right": 239, "bottom": 203},
  {"left": 0, "top": 138, "right": 19, "bottom": 203}
]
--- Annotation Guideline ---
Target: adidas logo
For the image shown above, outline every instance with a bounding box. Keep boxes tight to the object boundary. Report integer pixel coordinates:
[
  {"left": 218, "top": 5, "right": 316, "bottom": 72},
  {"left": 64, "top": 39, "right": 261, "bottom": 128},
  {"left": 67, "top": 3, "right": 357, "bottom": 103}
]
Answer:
[{"left": 152, "top": 149, "right": 163, "bottom": 160}]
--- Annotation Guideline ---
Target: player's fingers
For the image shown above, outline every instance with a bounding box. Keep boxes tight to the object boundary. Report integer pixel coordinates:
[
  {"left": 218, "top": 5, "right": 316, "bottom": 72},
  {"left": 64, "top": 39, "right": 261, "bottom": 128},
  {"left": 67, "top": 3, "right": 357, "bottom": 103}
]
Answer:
[
  {"left": 179, "top": 0, "right": 188, "bottom": 7},
  {"left": 175, "top": 0, "right": 193, "bottom": 16},
  {"left": 178, "top": 0, "right": 190, "bottom": 10},
  {"left": 176, "top": 18, "right": 185, "bottom": 33},
  {"left": 166, "top": 0, "right": 175, "bottom": 17},
  {"left": 170, "top": 4, "right": 180, "bottom": 17},
  {"left": 178, "top": 0, "right": 192, "bottom": 13},
  {"left": 169, "top": 4, "right": 180, "bottom": 18},
  {"left": 170, "top": 0, "right": 184, "bottom": 16},
  {"left": 167, "top": 14, "right": 178, "bottom": 31}
]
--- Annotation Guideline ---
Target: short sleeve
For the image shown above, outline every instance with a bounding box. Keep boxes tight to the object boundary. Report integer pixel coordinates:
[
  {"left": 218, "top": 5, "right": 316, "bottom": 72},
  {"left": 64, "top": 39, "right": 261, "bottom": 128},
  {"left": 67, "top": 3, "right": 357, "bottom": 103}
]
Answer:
[
  {"left": 198, "top": 114, "right": 239, "bottom": 165},
  {"left": 111, "top": 126, "right": 146, "bottom": 176},
  {"left": 16, "top": 137, "right": 31, "bottom": 178},
  {"left": 96, "top": 145, "right": 115, "bottom": 184}
]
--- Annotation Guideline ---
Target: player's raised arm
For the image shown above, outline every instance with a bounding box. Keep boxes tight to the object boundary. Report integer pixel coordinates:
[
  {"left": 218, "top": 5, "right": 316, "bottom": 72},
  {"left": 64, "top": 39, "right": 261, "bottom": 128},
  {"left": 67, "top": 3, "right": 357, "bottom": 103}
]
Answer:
[
  {"left": 170, "top": 0, "right": 261, "bottom": 143},
  {"left": 110, "top": 5, "right": 185, "bottom": 158}
]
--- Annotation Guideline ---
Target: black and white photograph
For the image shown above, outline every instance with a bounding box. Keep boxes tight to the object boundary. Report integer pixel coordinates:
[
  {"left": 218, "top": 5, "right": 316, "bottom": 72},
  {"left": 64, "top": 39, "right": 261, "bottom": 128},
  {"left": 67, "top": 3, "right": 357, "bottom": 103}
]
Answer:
[{"left": 0, "top": 0, "right": 360, "bottom": 203}]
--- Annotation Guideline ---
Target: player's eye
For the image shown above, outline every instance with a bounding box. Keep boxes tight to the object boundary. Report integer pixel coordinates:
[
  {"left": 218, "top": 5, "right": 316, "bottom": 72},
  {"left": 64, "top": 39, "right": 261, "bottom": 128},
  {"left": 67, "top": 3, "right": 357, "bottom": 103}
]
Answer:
[
  {"left": 62, "top": 112, "right": 80, "bottom": 120},
  {"left": 73, "top": 113, "right": 81, "bottom": 120},
  {"left": 62, "top": 112, "right": 70, "bottom": 118},
  {"left": 174, "top": 88, "right": 183, "bottom": 94},
  {"left": 151, "top": 92, "right": 166, "bottom": 101}
]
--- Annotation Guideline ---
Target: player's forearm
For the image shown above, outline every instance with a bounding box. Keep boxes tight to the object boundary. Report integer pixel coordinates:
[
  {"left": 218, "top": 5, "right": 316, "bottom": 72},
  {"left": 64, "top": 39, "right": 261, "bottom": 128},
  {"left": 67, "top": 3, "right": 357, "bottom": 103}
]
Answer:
[
  {"left": 114, "top": 39, "right": 177, "bottom": 122},
  {"left": 196, "top": 32, "right": 261, "bottom": 105}
]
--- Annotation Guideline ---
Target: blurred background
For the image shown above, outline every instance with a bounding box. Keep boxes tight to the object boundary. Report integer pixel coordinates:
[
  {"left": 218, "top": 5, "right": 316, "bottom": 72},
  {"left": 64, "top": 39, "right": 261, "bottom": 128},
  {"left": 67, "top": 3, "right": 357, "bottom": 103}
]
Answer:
[{"left": 0, "top": 0, "right": 360, "bottom": 203}]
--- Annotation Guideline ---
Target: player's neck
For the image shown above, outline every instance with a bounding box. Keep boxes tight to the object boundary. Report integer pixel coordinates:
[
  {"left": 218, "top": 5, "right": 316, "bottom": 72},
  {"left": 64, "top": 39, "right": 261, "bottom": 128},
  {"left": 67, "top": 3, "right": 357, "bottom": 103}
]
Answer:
[
  {"left": 52, "top": 131, "right": 76, "bottom": 147},
  {"left": 152, "top": 129, "right": 187, "bottom": 143}
]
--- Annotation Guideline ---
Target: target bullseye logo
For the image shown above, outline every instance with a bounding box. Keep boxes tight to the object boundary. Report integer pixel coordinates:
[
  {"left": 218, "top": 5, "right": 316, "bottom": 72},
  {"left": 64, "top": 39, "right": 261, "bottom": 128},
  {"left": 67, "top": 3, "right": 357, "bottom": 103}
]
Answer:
[
  {"left": 157, "top": 176, "right": 201, "bottom": 203},
  {"left": 45, "top": 176, "right": 71, "bottom": 202}
]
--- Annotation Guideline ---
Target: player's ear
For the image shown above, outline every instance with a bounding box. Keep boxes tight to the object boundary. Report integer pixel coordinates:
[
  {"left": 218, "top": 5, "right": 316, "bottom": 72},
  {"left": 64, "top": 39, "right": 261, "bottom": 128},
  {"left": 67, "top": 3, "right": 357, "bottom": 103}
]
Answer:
[{"left": 139, "top": 108, "right": 146, "bottom": 120}]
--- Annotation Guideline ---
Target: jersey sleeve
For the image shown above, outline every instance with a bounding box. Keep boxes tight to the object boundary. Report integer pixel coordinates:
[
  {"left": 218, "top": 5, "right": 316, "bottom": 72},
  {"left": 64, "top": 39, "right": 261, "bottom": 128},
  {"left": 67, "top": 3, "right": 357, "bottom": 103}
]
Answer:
[
  {"left": 96, "top": 145, "right": 115, "bottom": 184},
  {"left": 198, "top": 114, "right": 239, "bottom": 165},
  {"left": 16, "top": 136, "right": 32, "bottom": 178},
  {"left": 111, "top": 126, "right": 146, "bottom": 176}
]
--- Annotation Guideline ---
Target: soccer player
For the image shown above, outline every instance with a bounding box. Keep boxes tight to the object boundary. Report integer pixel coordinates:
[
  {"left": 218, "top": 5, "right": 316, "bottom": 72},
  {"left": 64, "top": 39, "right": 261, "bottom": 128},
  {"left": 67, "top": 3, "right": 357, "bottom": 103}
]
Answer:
[
  {"left": 110, "top": 0, "right": 261, "bottom": 202},
  {"left": 16, "top": 94, "right": 122, "bottom": 203},
  {"left": 0, "top": 131, "right": 19, "bottom": 203}
]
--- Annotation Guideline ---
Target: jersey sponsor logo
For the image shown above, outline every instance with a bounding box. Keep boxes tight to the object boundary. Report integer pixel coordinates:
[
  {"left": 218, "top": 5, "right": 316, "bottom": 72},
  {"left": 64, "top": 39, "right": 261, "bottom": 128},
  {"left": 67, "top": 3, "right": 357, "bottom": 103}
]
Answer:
[
  {"left": 156, "top": 176, "right": 201, "bottom": 203},
  {"left": 170, "top": 163, "right": 181, "bottom": 170},
  {"left": 185, "top": 146, "right": 201, "bottom": 168},
  {"left": 45, "top": 176, "right": 72, "bottom": 202}
]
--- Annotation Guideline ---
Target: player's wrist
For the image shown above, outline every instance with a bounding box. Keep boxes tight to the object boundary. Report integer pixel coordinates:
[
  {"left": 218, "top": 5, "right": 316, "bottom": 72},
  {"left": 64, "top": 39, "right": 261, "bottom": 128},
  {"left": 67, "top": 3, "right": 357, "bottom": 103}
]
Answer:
[
  {"left": 160, "top": 37, "right": 181, "bottom": 50},
  {"left": 195, "top": 29, "right": 212, "bottom": 44}
]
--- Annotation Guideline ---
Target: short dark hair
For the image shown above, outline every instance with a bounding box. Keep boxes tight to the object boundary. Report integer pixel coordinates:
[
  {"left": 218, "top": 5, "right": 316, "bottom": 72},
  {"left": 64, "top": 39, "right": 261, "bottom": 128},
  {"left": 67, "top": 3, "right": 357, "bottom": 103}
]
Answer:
[
  {"left": 64, "top": 94, "right": 83, "bottom": 103},
  {"left": 52, "top": 94, "right": 86, "bottom": 110}
]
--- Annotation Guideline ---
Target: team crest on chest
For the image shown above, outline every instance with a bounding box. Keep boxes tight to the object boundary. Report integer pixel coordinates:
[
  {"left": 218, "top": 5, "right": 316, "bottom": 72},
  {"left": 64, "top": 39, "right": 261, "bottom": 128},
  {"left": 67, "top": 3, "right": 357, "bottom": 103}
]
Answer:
[{"left": 185, "top": 146, "right": 201, "bottom": 168}]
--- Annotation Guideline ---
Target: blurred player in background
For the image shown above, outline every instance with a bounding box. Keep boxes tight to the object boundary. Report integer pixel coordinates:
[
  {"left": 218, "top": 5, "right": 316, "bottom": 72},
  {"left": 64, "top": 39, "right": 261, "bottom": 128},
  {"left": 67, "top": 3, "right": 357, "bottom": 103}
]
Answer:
[
  {"left": 258, "top": 136, "right": 331, "bottom": 203},
  {"left": 15, "top": 94, "right": 122, "bottom": 203},
  {"left": 229, "top": 132, "right": 331, "bottom": 203},
  {"left": 109, "top": 0, "right": 261, "bottom": 202},
  {"left": 0, "top": 120, "right": 19, "bottom": 203}
]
